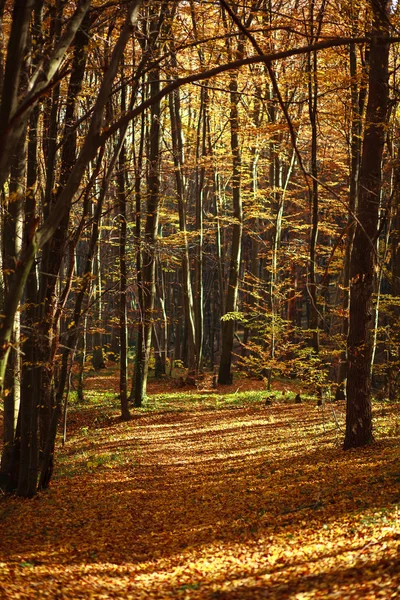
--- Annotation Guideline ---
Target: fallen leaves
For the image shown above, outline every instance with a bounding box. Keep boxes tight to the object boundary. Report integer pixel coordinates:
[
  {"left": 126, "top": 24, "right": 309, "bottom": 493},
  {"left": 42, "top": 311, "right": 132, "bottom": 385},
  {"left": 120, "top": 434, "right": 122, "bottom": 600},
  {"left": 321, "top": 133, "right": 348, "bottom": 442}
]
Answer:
[{"left": 0, "top": 388, "right": 399, "bottom": 599}]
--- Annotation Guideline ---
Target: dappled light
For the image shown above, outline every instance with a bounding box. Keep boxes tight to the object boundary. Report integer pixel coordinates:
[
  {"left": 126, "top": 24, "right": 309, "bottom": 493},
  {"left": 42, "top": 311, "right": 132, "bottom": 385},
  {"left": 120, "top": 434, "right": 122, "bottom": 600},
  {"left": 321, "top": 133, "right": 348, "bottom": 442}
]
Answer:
[
  {"left": 1, "top": 0, "right": 400, "bottom": 596},
  {"left": 1, "top": 387, "right": 399, "bottom": 598}
]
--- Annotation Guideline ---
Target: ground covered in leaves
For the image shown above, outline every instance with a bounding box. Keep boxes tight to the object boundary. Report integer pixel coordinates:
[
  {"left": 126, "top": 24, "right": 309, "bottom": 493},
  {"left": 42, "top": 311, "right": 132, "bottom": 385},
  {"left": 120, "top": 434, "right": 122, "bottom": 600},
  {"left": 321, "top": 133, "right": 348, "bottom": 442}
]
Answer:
[{"left": 1, "top": 375, "right": 400, "bottom": 599}]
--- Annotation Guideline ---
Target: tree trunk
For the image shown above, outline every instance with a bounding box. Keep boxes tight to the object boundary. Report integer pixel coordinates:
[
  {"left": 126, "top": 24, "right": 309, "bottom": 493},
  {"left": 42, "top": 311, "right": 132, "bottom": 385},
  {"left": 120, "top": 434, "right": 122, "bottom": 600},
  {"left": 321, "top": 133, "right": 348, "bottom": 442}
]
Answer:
[
  {"left": 336, "top": 37, "right": 367, "bottom": 400},
  {"left": 168, "top": 72, "right": 197, "bottom": 375},
  {"left": 344, "top": 0, "right": 390, "bottom": 449},
  {"left": 218, "top": 69, "right": 242, "bottom": 384},
  {"left": 307, "top": 45, "right": 320, "bottom": 353},
  {"left": 0, "top": 135, "right": 24, "bottom": 482},
  {"left": 117, "top": 83, "right": 131, "bottom": 420},
  {"left": 133, "top": 41, "right": 162, "bottom": 406},
  {"left": 38, "top": 7, "right": 89, "bottom": 449},
  {"left": 194, "top": 85, "right": 207, "bottom": 373}
]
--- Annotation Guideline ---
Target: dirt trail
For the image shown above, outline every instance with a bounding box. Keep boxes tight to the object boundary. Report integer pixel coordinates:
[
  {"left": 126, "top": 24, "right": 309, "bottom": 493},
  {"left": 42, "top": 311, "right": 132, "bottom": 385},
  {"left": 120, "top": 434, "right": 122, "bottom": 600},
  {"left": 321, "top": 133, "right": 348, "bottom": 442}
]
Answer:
[{"left": 0, "top": 401, "right": 399, "bottom": 599}]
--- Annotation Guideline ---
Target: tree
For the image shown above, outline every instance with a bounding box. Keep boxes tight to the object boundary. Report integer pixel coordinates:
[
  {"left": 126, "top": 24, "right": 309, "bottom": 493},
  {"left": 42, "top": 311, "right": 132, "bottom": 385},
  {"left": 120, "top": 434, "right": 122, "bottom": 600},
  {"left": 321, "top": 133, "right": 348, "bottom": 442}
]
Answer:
[
  {"left": 218, "top": 2, "right": 246, "bottom": 385},
  {"left": 1, "top": 0, "right": 399, "bottom": 498},
  {"left": 1, "top": 0, "right": 143, "bottom": 496},
  {"left": 344, "top": 0, "right": 391, "bottom": 449}
]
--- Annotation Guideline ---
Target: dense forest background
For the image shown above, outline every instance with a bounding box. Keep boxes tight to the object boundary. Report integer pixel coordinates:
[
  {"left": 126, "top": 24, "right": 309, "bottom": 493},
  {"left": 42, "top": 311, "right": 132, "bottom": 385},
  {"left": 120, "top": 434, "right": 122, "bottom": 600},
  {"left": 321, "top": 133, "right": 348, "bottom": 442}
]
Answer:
[{"left": 1, "top": 0, "right": 400, "bottom": 497}]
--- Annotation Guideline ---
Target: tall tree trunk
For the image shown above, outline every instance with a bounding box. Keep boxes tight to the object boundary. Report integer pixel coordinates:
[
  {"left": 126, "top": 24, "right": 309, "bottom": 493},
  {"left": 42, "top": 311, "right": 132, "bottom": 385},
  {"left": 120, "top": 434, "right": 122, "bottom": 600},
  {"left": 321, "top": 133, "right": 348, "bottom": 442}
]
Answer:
[
  {"left": 17, "top": 109, "right": 40, "bottom": 497},
  {"left": 194, "top": 85, "right": 207, "bottom": 373},
  {"left": 0, "top": 136, "right": 24, "bottom": 481},
  {"left": 306, "top": 0, "right": 325, "bottom": 353},
  {"left": 131, "top": 109, "right": 145, "bottom": 402},
  {"left": 11, "top": 2, "right": 43, "bottom": 496},
  {"left": 307, "top": 46, "right": 320, "bottom": 353},
  {"left": 92, "top": 239, "right": 105, "bottom": 370},
  {"left": 344, "top": 0, "right": 390, "bottom": 449},
  {"left": 168, "top": 70, "right": 197, "bottom": 375},
  {"left": 38, "top": 1, "right": 77, "bottom": 450},
  {"left": 133, "top": 44, "right": 161, "bottom": 406},
  {"left": 336, "top": 37, "right": 368, "bottom": 400},
  {"left": 117, "top": 81, "right": 131, "bottom": 420},
  {"left": 218, "top": 69, "right": 242, "bottom": 384}
]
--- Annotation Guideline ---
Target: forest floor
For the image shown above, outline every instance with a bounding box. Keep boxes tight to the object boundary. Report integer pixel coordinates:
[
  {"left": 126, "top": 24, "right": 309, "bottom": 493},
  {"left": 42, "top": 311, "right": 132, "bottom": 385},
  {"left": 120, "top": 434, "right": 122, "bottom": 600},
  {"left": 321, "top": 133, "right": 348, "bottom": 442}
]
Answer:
[{"left": 0, "top": 369, "right": 400, "bottom": 599}]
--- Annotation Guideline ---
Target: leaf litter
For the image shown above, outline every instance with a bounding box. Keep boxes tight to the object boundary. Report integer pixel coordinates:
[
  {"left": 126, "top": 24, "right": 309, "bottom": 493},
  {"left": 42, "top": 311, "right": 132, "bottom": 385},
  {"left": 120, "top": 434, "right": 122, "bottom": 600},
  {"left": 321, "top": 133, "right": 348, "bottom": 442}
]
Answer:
[{"left": 0, "top": 381, "right": 399, "bottom": 599}]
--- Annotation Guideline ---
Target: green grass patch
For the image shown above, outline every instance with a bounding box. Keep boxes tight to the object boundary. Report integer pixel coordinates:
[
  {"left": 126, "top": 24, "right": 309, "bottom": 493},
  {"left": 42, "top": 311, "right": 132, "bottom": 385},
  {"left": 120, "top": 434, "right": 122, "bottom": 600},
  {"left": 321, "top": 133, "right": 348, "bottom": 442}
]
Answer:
[
  {"left": 55, "top": 445, "right": 134, "bottom": 479},
  {"left": 137, "top": 389, "right": 278, "bottom": 412}
]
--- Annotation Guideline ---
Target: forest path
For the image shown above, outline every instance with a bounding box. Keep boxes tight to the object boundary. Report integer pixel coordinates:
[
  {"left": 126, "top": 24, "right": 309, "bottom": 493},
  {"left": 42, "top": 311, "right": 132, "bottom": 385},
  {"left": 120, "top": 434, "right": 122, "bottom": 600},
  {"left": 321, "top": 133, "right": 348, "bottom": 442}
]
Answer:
[{"left": 0, "top": 397, "right": 399, "bottom": 599}]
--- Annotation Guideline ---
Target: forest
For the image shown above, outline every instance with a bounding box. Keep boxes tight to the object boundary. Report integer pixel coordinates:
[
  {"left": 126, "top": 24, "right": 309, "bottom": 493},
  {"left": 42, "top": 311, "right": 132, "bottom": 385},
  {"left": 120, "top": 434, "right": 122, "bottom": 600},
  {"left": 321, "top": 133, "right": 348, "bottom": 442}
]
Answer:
[{"left": 1, "top": 0, "right": 400, "bottom": 596}]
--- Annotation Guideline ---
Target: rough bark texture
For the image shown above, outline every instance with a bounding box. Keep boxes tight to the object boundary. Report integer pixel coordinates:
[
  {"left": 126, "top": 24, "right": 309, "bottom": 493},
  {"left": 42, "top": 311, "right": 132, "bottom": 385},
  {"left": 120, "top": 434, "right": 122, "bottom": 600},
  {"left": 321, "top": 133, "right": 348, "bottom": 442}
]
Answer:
[{"left": 344, "top": 0, "right": 390, "bottom": 449}]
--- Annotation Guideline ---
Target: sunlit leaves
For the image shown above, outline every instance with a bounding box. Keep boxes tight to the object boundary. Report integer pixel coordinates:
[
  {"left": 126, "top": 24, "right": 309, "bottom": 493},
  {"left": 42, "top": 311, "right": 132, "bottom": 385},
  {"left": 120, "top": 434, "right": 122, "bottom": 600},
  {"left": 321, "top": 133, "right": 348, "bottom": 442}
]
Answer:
[{"left": 1, "top": 373, "right": 399, "bottom": 598}]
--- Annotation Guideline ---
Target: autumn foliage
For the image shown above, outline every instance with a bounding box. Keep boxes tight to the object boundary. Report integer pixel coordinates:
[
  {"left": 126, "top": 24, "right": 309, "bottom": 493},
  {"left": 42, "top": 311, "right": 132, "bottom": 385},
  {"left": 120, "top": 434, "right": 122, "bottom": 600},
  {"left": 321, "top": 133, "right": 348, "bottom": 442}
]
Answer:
[{"left": 0, "top": 372, "right": 399, "bottom": 599}]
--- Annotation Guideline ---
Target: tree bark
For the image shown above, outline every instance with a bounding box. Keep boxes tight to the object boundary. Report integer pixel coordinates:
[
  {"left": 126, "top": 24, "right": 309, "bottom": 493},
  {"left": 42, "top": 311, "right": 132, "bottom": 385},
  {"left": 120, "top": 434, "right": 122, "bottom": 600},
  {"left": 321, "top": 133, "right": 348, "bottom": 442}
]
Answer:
[
  {"left": 0, "top": 135, "right": 24, "bottom": 481},
  {"left": 344, "top": 0, "right": 390, "bottom": 449},
  {"left": 117, "top": 81, "right": 131, "bottom": 420},
  {"left": 0, "top": 0, "right": 142, "bottom": 408},
  {"left": 133, "top": 59, "right": 161, "bottom": 405},
  {"left": 218, "top": 69, "right": 242, "bottom": 384},
  {"left": 168, "top": 73, "right": 197, "bottom": 375},
  {"left": 336, "top": 35, "right": 368, "bottom": 400}
]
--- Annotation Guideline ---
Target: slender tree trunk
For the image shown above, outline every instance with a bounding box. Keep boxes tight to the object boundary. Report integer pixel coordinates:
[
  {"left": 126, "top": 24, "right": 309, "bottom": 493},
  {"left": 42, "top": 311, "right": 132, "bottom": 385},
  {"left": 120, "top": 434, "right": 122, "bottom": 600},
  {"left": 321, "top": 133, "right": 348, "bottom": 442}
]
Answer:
[
  {"left": 336, "top": 38, "right": 367, "bottom": 400},
  {"left": 117, "top": 83, "right": 131, "bottom": 420},
  {"left": 173, "top": 269, "right": 183, "bottom": 364},
  {"left": 131, "top": 117, "right": 145, "bottom": 402},
  {"left": 13, "top": 3, "right": 44, "bottom": 495},
  {"left": 307, "top": 51, "right": 320, "bottom": 353},
  {"left": 218, "top": 69, "right": 242, "bottom": 384},
  {"left": 306, "top": 1, "right": 324, "bottom": 353},
  {"left": 77, "top": 314, "right": 88, "bottom": 402},
  {"left": 168, "top": 72, "right": 197, "bottom": 374},
  {"left": 92, "top": 230, "right": 105, "bottom": 370},
  {"left": 38, "top": 5, "right": 90, "bottom": 449},
  {"left": 133, "top": 46, "right": 161, "bottom": 406},
  {"left": 194, "top": 85, "right": 207, "bottom": 373},
  {"left": 18, "top": 195, "right": 40, "bottom": 497}
]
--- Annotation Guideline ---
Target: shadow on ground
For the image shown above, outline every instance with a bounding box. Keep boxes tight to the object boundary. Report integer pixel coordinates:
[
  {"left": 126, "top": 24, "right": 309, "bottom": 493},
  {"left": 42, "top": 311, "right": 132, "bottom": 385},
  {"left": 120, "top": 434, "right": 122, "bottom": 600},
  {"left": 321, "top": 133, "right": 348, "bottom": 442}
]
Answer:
[{"left": 0, "top": 401, "right": 399, "bottom": 599}]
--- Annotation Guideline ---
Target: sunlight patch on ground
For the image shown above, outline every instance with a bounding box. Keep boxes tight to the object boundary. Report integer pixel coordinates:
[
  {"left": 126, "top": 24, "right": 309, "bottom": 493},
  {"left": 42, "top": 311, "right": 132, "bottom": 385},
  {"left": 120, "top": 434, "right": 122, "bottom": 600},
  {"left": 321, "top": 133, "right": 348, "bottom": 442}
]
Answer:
[{"left": 1, "top": 397, "right": 399, "bottom": 599}]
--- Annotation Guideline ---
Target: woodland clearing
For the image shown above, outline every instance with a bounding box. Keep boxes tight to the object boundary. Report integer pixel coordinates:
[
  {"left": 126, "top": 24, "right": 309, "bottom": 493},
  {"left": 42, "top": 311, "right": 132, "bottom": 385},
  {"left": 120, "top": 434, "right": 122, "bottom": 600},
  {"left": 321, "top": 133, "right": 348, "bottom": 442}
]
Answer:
[{"left": 0, "top": 371, "right": 399, "bottom": 599}]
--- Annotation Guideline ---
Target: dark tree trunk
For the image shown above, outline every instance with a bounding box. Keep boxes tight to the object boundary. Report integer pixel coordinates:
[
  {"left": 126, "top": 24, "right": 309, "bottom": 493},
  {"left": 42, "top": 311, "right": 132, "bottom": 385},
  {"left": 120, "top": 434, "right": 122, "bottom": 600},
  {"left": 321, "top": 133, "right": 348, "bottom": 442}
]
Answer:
[
  {"left": 17, "top": 102, "right": 40, "bottom": 497},
  {"left": 194, "top": 85, "right": 207, "bottom": 373},
  {"left": 0, "top": 135, "right": 24, "bottom": 482},
  {"left": 218, "top": 69, "right": 242, "bottom": 384},
  {"left": 117, "top": 80, "right": 131, "bottom": 421},
  {"left": 38, "top": 6, "right": 89, "bottom": 450},
  {"left": 336, "top": 35, "right": 368, "bottom": 401},
  {"left": 134, "top": 61, "right": 161, "bottom": 405},
  {"left": 344, "top": 0, "right": 390, "bottom": 449},
  {"left": 307, "top": 45, "right": 320, "bottom": 353},
  {"left": 133, "top": 3, "right": 167, "bottom": 404},
  {"left": 130, "top": 109, "right": 145, "bottom": 403},
  {"left": 168, "top": 70, "right": 197, "bottom": 374}
]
